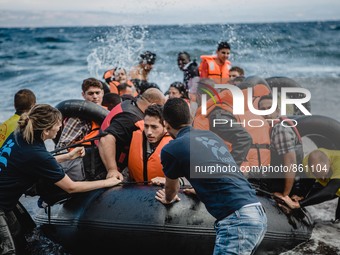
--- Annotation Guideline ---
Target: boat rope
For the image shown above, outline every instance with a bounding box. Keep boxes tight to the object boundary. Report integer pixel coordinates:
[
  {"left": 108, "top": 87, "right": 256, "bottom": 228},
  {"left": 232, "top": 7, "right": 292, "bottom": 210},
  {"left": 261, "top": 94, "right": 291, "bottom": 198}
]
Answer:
[
  {"left": 120, "top": 181, "right": 192, "bottom": 190},
  {"left": 121, "top": 181, "right": 151, "bottom": 185},
  {"left": 50, "top": 132, "right": 108, "bottom": 155}
]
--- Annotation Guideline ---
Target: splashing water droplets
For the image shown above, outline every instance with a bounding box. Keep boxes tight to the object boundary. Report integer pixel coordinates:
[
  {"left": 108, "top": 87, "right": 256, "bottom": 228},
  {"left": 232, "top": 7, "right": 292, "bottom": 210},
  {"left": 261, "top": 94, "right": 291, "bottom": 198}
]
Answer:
[{"left": 87, "top": 26, "right": 148, "bottom": 78}]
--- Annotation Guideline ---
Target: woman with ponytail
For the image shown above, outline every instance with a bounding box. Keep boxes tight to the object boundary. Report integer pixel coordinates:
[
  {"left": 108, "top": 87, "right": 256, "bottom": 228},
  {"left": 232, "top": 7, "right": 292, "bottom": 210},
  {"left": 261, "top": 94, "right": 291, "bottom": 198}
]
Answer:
[{"left": 0, "top": 104, "right": 121, "bottom": 255}]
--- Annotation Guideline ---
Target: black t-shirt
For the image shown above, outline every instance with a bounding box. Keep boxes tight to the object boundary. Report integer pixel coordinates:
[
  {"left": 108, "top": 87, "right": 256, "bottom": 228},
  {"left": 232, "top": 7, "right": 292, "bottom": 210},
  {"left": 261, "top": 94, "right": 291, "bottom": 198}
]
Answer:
[
  {"left": 104, "top": 100, "right": 144, "bottom": 170},
  {"left": 0, "top": 132, "right": 65, "bottom": 211}
]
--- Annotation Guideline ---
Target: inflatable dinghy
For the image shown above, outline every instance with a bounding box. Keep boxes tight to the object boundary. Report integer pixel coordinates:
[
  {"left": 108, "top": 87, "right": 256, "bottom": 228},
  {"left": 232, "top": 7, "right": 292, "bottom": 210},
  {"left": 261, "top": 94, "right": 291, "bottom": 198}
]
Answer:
[{"left": 31, "top": 184, "right": 313, "bottom": 255}]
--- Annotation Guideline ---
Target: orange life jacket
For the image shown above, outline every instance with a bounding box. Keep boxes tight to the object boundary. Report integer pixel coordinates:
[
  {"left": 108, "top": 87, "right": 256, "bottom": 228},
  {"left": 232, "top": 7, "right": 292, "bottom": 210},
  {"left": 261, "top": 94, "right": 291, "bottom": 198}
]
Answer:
[
  {"left": 128, "top": 129, "right": 172, "bottom": 182},
  {"left": 243, "top": 84, "right": 272, "bottom": 112},
  {"left": 103, "top": 68, "right": 118, "bottom": 93},
  {"left": 103, "top": 68, "right": 115, "bottom": 80},
  {"left": 103, "top": 68, "right": 137, "bottom": 96},
  {"left": 109, "top": 80, "right": 137, "bottom": 96},
  {"left": 79, "top": 121, "right": 101, "bottom": 147},
  {"left": 193, "top": 89, "right": 271, "bottom": 169},
  {"left": 109, "top": 81, "right": 119, "bottom": 94},
  {"left": 199, "top": 55, "right": 231, "bottom": 84}
]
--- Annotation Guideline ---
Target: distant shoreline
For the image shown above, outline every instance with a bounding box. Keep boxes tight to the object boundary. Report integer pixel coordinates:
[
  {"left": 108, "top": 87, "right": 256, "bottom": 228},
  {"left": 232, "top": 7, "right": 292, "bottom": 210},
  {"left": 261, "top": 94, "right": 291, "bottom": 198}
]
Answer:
[{"left": 1, "top": 10, "right": 340, "bottom": 28}]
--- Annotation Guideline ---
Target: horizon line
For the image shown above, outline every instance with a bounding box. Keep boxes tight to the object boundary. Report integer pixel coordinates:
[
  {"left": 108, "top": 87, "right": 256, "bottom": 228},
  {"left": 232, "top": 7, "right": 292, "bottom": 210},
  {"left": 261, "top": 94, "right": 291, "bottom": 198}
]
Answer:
[{"left": 1, "top": 18, "right": 339, "bottom": 29}]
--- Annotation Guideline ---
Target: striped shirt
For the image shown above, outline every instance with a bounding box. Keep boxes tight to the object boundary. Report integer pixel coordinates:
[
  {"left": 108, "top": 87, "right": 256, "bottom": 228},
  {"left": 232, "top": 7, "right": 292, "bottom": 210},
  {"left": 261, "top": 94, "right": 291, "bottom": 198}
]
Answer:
[
  {"left": 271, "top": 123, "right": 299, "bottom": 156},
  {"left": 56, "top": 117, "right": 92, "bottom": 149}
]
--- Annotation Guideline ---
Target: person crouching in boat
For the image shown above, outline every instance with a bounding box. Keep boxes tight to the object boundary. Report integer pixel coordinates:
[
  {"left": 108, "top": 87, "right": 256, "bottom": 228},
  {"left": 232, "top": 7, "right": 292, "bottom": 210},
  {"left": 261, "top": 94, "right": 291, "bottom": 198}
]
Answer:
[
  {"left": 156, "top": 98, "right": 267, "bottom": 255},
  {"left": 128, "top": 104, "right": 172, "bottom": 184},
  {"left": 258, "top": 95, "right": 304, "bottom": 199},
  {"left": 0, "top": 104, "right": 121, "bottom": 255},
  {"left": 282, "top": 148, "right": 340, "bottom": 222},
  {"left": 98, "top": 88, "right": 166, "bottom": 181}
]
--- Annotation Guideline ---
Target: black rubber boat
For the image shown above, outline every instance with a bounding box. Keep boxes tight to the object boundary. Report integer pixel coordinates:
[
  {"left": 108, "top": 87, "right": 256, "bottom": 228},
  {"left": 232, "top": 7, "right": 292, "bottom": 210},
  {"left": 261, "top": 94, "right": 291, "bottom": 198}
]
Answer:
[{"left": 30, "top": 184, "right": 313, "bottom": 255}]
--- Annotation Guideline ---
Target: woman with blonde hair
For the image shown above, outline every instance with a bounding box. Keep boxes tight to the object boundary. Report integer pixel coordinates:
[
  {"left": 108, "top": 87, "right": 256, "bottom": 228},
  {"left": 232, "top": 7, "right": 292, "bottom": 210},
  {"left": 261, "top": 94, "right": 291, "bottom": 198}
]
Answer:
[{"left": 0, "top": 104, "right": 121, "bottom": 254}]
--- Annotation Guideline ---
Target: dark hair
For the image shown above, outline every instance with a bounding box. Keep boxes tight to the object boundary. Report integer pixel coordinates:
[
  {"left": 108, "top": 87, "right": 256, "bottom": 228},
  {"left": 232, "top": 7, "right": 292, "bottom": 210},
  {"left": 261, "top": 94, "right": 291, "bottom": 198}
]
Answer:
[
  {"left": 117, "top": 83, "right": 130, "bottom": 92},
  {"left": 257, "top": 94, "right": 273, "bottom": 108},
  {"left": 102, "top": 93, "right": 121, "bottom": 111},
  {"left": 121, "top": 94, "right": 136, "bottom": 101},
  {"left": 115, "top": 67, "right": 127, "bottom": 75},
  {"left": 231, "top": 76, "right": 245, "bottom": 85},
  {"left": 217, "top": 41, "right": 231, "bottom": 51},
  {"left": 144, "top": 104, "right": 164, "bottom": 126},
  {"left": 100, "top": 81, "right": 111, "bottom": 94},
  {"left": 163, "top": 98, "right": 191, "bottom": 129},
  {"left": 82, "top": 78, "right": 103, "bottom": 93},
  {"left": 132, "top": 79, "right": 161, "bottom": 95},
  {"left": 139, "top": 51, "right": 157, "bottom": 65},
  {"left": 229, "top": 66, "right": 244, "bottom": 76},
  {"left": 177, "top": 51, "right": 190, "bottom": 60},
  {"left": 14, "top": 89, "right": 36, "bottom": 115},
  {"left": 169, "top": 81, "right": 189, "bottom": 99}
]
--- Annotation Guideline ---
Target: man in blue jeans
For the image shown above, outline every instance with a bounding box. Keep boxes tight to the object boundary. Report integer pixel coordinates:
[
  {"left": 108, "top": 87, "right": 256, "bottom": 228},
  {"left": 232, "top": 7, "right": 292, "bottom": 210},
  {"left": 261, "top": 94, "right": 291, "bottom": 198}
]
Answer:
[{"left": 155, "top": 98, "right": 267, "bottom": 255}]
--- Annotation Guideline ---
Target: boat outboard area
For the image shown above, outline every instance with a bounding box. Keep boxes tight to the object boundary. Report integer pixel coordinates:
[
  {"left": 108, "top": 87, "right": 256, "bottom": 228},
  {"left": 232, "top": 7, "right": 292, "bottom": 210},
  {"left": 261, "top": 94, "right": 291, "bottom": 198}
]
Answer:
[{"left": 16, "top": 76, "right": 340, "bottom": 254}]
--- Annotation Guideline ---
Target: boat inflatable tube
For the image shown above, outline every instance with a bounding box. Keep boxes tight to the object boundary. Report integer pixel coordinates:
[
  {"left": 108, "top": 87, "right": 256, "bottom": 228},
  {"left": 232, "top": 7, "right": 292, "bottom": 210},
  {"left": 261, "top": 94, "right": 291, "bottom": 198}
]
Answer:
[
  {"left": 295, "top": 115, "right": 340, "bottom": 156},
  {"left": 233, "top": 75, "right": 272, "bottom": 111},
  {"left": 30, "top": 184, "right": 313, "bottom": 255},
  {"left": 265, "top": 76, "right": 311, "bottom": 115},
  {"left": 53, "top": 99, "right": 109, "bottom": 144},
  {"left": 55, "top": 99, "right": 109, "bottom": 125},
  {"left": 237, "top": 75, "right": 271, "bottom": 91}
]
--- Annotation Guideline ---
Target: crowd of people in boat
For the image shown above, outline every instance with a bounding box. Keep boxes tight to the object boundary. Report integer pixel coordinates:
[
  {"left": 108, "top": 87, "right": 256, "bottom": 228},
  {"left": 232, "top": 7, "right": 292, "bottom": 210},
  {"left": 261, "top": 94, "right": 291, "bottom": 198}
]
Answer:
[{"left": 1, "top": 40, "right": 340, "bottom": 255}]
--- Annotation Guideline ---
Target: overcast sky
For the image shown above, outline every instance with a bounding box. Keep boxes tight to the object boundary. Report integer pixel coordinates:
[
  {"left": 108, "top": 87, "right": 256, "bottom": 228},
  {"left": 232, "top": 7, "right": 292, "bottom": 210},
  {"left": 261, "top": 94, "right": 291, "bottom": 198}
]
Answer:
[{"left": 1, "top": 0, "right": 340, "bottom": 27}]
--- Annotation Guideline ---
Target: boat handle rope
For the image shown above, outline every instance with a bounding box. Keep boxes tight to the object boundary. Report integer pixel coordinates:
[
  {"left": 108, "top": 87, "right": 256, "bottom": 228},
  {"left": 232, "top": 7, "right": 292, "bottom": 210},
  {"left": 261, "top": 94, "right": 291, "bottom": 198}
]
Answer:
[
  {"left": 50, "top": 132, "right": 108, "bottom": 155},
  {"left": 120, "top": 181, "right": 192, "bottom": 190}
]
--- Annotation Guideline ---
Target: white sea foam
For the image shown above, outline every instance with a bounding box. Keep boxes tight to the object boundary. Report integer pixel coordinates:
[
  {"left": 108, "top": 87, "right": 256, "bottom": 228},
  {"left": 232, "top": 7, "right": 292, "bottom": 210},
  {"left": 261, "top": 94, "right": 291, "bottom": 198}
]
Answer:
[{"left": 280, "top": 199, "right": 340, "bottom": 254}]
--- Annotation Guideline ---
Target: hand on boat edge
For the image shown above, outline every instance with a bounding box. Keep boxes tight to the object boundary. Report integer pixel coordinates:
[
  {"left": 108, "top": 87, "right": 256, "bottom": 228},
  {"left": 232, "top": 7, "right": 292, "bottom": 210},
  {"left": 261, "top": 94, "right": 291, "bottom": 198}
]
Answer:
[
  {"left": 105, "top": 177, "right": 122, "bottom": 188},
  {"left": 155, "top": 188, "right": 181, "bottom": 205}
]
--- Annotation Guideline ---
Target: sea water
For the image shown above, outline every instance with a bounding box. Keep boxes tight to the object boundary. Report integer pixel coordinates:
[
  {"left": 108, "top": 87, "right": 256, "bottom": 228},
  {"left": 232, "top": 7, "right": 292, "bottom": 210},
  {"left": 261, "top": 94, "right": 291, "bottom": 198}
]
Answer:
[
  {"left": 1, "top": 22, "right": 340, "bottom": 122},
  {"left": 2, "top": 21, "right": 340, "bottom": 254}
]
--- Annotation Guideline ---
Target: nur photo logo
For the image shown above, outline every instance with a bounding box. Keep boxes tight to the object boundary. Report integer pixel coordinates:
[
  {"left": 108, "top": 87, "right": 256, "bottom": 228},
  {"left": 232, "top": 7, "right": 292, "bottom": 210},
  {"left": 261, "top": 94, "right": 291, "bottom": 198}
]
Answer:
[{"left": 200, "top": 83, "right": 311, "bottom": 117}]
